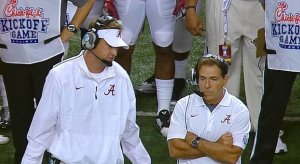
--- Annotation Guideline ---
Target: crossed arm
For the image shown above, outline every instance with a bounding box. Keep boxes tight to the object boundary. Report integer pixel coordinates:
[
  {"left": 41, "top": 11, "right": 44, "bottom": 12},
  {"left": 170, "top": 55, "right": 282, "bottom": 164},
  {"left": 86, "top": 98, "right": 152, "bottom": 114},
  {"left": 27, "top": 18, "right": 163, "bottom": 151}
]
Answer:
[{"left": 168, "top": 131, "right": 243, "bottom": 164}]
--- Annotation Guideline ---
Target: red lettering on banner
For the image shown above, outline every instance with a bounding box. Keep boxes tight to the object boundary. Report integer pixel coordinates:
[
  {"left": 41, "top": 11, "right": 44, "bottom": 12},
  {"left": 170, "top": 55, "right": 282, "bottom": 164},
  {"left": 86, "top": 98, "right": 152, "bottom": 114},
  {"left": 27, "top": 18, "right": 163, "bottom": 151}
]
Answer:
[
  {"left": 3, "top": 0, "right": 44, "bottom": 18},
  {"left": 275, "top": 2, "right": 300, "bottom": 24}
]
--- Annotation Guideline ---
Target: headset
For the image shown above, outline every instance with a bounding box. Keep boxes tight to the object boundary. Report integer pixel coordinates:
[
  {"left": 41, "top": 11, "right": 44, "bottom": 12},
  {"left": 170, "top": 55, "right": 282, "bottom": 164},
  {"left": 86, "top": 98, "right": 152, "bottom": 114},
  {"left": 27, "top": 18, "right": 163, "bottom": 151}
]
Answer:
[{"left": 81, "top": 15, "right": 117, "bottom": 50}]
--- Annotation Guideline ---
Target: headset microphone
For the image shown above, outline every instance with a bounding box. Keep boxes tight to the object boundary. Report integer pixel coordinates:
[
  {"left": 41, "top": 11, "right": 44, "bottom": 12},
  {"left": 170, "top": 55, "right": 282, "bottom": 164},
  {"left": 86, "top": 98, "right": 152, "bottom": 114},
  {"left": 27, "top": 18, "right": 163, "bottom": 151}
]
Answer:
[
  {"left": 186, "top": 79, "right": 204, "bottom": 97},
  {"left": 184, "top": 80, "right": 204, "bottom": 131},
  {"left": 100, "top": 58, "right": 112, "bottom": 67},
  {"left": 89, "top": 50, "right": 113, "bottom": 67},
  {"left": 193, "top": 89, "right": 204, "bottom": 97}
]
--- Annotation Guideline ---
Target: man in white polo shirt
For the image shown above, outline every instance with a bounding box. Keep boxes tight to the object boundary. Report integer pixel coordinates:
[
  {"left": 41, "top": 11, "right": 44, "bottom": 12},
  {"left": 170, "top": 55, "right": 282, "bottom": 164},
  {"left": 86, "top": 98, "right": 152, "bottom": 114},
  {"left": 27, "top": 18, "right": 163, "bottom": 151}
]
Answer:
[
  {"left": 167, "top": 54, "right": 250, "bottom": 164},
  {"left": 185, "top": 0, "right": 265, "bottom": 138}
]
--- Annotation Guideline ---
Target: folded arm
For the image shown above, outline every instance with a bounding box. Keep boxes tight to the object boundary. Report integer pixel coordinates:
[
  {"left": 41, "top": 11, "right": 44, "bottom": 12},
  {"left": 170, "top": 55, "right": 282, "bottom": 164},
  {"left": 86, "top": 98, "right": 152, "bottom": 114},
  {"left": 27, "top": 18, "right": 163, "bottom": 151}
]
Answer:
[
  {"left": 168, "top": 138, "right": 206, "bottom": 159},
  {"left": 185, "top": 131, "right": 243, "bottom": 164},
  {"left": 168, "top": 131, "right": 238, "bottom": 162}
]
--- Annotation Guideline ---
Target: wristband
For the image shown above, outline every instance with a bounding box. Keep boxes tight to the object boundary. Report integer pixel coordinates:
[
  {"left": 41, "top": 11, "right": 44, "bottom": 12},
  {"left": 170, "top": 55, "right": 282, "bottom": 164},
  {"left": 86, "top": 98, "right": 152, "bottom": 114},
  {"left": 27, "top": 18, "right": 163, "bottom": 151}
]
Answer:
[{"left": 185, "top": 6, "right": 196, "bottom": 11}]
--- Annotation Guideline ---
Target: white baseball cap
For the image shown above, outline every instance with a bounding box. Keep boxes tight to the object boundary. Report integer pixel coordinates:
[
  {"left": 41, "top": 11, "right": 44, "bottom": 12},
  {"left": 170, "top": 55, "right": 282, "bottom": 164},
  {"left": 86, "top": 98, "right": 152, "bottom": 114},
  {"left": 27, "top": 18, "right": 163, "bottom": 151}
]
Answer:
[{"left": 97, "top": 29, "right": 129, "bottom": 49}]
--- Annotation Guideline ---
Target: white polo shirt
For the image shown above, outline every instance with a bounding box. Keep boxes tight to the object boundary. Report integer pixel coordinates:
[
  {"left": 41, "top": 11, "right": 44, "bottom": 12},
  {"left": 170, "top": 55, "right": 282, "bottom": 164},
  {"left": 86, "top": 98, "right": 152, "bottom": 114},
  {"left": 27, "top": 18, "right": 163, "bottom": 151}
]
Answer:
[
  {"left": 22, "top": 51, "right": 151, "bottom": 164},
  {"left": 167, "top": 90, "right": 251, "bottom": 164}
]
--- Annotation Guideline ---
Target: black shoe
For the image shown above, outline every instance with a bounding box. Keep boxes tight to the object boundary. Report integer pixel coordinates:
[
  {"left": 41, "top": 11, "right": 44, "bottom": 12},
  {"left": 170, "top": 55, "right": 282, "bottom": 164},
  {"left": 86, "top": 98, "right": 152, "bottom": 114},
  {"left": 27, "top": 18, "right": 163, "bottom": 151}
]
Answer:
[
  {"left": 0, "top": 107, "right": 10, "bottom": 129},
  {"left": 0, "top": 121, "right": 9, "bottom": 129},
  {"left": 156, "top": 109, "right": 171, "bottom": 137},
  {"left": 135, "top": 74, "right": 156, "bottom": 93}
]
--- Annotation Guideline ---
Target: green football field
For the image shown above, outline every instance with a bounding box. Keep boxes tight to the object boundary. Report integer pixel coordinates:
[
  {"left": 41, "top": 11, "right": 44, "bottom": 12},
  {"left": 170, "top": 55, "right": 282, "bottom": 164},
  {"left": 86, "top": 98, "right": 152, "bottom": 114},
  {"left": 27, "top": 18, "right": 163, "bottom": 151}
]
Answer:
[
  {"left": 1, "top": 18, "right": 300, "bottom": 163},
  {"left": 2, "top": 117, "right": 300, "bottom": 163}
]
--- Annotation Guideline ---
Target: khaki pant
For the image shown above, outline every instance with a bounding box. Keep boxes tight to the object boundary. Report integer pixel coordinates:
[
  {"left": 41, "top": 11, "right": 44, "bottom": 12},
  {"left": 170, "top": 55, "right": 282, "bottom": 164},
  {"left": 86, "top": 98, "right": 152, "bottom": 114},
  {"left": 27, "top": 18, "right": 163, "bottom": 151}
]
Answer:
[{"left": 205, "top": 0, "right": 265, "bottom": 131}]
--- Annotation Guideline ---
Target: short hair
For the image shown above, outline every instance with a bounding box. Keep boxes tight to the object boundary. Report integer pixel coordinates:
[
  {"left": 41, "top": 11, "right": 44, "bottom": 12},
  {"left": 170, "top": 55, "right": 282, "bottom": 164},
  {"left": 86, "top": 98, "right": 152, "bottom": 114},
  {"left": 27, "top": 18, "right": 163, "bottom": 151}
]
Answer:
[{"left": 196, "top": 54, "right": 228, "bottom": 78}]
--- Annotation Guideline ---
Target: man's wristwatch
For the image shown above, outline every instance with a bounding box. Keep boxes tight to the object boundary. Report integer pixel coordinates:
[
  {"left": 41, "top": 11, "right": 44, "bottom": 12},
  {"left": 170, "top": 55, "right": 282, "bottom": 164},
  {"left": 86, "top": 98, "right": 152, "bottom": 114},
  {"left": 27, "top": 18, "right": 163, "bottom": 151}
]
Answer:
[
  {"left": 191, "top": 136, "right": 201, "bottom": 148},
  {"left": 67, "top": 24, "right": 77, "bottom": 34}
]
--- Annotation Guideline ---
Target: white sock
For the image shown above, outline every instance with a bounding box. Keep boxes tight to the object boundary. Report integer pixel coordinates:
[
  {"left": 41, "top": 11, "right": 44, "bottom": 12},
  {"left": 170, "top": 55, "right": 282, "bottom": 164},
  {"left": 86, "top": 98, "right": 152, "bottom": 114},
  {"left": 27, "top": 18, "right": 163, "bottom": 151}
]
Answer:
[
  {"left": 156, "top": 79, "right": 174, "bottom": 114},
  {"left": 174, "top": 58, "right": 188, "bottom": 79}
]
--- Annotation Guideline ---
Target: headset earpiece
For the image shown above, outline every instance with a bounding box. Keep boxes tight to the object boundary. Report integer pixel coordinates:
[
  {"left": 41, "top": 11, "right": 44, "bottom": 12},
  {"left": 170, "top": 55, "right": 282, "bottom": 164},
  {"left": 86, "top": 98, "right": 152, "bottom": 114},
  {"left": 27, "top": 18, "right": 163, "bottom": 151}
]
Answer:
[
  {"left": 81, "top": 29, "right": 99, "bottom": 50},
  {"left": 81, "top": 15, "right": 118, "bottom": 50}
]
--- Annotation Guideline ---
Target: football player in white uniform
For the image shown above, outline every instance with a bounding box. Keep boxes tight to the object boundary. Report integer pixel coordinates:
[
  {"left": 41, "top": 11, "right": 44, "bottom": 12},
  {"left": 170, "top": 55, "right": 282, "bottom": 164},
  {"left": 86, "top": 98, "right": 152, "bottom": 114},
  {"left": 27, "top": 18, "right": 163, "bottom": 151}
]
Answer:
[{"left": 114, "top": 0, "right": 176, "bottom": 137}]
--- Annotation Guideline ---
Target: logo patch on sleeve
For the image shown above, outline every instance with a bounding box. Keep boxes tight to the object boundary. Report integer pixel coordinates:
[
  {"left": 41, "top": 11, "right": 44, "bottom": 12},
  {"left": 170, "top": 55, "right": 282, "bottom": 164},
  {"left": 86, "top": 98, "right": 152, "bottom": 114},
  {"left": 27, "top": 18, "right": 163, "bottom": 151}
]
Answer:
[{"left": 243, "top": 135, "right": 248, "bottom": 145}]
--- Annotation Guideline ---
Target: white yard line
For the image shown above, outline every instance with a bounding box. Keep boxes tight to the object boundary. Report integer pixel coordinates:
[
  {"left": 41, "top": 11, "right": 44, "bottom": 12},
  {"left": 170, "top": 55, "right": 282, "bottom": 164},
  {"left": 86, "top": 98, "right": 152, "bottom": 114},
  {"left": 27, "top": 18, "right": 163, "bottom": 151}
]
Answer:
[
  {"left": 284, "top": 116, "right": 300, "bottom": 121},
  {"left": 136, "top": 111, "right": 156, "bottom": 117},
  {"left": 136, "top": 110, "right": 300, "bottom": 121}
]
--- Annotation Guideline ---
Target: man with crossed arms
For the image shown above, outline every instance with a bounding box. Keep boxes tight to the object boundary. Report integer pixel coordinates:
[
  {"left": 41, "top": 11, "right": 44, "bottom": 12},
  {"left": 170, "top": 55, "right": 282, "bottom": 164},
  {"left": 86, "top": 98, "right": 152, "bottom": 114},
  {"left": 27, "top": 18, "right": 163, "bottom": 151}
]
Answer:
[{"left": 167, "top": 54, "right": 250, "bottom": 164}]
